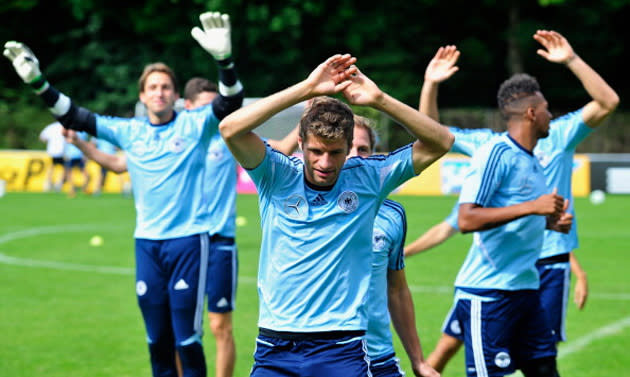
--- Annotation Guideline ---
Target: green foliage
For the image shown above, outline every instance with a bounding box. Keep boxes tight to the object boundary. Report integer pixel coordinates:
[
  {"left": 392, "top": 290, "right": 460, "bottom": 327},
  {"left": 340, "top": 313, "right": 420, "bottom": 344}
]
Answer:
[{"left": 1, "top": 0, "right": 629, "bottom": 149}]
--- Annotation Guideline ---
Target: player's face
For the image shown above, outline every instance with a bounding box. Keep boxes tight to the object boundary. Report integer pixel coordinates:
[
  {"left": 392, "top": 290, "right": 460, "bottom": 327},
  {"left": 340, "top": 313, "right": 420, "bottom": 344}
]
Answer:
[
  {"left": 532, "top": 92, "right": 552, "bottom": 139},
  {"left": 139, "top": 72, "right": 179, "bottom": 121},
  {"left": 185, "top": 91, "right": 217, "bottom": 110},
  {"left": 301, "top": 134, "right": 349, "bottom": 187},
  {"left": 348, "top": 126, "right": 372, "bottom": 159}
]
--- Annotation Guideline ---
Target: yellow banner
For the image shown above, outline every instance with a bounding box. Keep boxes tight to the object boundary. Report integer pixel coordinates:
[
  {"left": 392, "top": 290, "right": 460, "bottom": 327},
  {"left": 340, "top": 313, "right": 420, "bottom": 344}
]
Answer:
[
  {"left": 0, "top": 150, "right": 591, "bottom": 197},
  {"left": 0, "top": 150, "right": 130, "bottom": 194}
]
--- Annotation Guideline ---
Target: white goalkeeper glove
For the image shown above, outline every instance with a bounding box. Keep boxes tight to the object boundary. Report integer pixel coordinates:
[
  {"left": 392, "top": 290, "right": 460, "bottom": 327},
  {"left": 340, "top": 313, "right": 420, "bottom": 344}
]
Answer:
[
  {"left": 3, "top": 41, "right": 43, "bottom": 84},
  {"left": 191, "top": 11, "right": 232, "bottom": 61}
]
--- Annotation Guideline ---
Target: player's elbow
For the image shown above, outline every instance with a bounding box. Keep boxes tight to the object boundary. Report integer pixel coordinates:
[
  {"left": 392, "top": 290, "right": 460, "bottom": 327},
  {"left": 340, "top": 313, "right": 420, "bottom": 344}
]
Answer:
[
  {"left": 219, "top": 116, "right": 238, "bottom": 142},
  {"left": 604, "top": 91, "right": 620, "bottom": 113}
]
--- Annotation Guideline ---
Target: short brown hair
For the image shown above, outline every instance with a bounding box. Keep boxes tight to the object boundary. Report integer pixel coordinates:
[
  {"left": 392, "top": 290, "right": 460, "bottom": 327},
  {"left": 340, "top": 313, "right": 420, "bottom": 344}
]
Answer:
[
  {"left": 138, "top": 62, "right": 178, "bottom": 93},
  {"left": 184, "top": 77, "right": 217, "bottom": 102},
  {"left": 353, "top": 115, "right": 377, "bottom": 151},
  {"left": 299, "top": 96, "right": 354, "bottom": 149}
]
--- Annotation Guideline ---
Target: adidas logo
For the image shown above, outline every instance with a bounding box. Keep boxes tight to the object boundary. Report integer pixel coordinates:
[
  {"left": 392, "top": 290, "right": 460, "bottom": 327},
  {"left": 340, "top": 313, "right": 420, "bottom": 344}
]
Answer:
[
  {"left": 174, "top": 279, "right": 189, "bottom": 290},
  {"left": 310, "top": 194, "right": 327, "bottom": 206},
  {"left": 216, "top": 297, "right": 229, "bottom": 308}
]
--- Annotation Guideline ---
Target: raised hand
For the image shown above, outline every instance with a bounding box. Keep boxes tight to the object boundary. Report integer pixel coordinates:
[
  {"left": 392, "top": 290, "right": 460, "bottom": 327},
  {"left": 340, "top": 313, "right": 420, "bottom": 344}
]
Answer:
[
  {"left": 305, "top": 54, "right": 357, "bottom": 96},
  {"left": 424, "top": 45, "right": 460, "bottom": 84},
  {"left": 533, "top": 30, "right": 576, "bottom": 64},
  {"left": 341, "top": 66, "right": 382, "bottom": 106},
  {"left": 3, "top": 41, "right": 43, "bottom": 84},
  {"left": 191, "top": 11, "right": 232, "bottom": 60}
]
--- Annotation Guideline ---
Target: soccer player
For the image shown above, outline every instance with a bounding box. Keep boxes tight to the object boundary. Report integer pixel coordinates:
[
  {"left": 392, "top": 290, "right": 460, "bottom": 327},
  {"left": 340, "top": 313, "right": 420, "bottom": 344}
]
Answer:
[
  {"left": 4, "top": 10, "right": 243, "bottom": 377},
  {"left": 90, "top": 136, "right": 120, "bottom": 196},
  {"left": 62, "top": 130, "right": 90, "bottom": 197},
  {"left": 66, "top": 75, "right": 299, "bottom": 377},
  {"left": 405, "top": 31, "right": 619, "bottom": 375},
  {"left": 218, "top": 54, "right": 454, "bottom": 376},
  {"left": 39, "top": 121, "right": 66, "bottom": 191},
  {"left": 349, "top": 115, "right": 438, "bottom": 377}
]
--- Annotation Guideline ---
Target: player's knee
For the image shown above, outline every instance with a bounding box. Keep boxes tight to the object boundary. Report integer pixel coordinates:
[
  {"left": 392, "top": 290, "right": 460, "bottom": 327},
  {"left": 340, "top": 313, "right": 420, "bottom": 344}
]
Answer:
[
  {"left": 522, "top": 356, "right": 560, "bottom": 377},
  {"left": 209, "top": 314, "right": 233, "bottom": 340}
]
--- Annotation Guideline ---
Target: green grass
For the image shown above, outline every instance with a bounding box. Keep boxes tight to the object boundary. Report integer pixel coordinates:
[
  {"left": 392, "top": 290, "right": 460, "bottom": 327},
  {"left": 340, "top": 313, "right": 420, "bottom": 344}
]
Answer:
[{"left": 0, "top": 192, "right": 629, "bottom": 376}]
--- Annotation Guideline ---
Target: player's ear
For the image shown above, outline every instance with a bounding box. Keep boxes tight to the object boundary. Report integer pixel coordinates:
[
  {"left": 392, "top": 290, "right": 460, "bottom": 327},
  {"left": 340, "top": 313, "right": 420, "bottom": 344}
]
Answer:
[{"left": 298, "top": 136, "right": 303, "bottom": 151}]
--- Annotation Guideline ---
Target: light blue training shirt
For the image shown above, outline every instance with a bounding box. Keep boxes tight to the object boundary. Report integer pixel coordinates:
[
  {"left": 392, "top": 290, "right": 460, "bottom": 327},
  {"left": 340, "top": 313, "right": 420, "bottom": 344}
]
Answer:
[
  {"left": 455, "top": 134, "right": 548, "bottom": 291},
  {"left": 247, "top": 143, "right": 416, "bottom": 332},
  {"left": 448, "top": 109, "right": 590, "bottom": 258},
  {"left": 205, "top": 134, "right": 237, "bottom": 238},
  {"left": 95, "top": 104, "right": 217, "bottom": 239},
  {"left": 366, "top": 199, "right": 407, "bottom": 360}
]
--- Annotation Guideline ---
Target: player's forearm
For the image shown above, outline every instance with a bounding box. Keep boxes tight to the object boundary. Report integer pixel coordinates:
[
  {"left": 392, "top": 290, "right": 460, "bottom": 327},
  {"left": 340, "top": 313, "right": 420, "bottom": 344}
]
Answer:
[
  {"left": 404, "top": 222, "right": 456, "bottom": 257},
  {"left": 458, "top": 202, "right": 535, "bottom": 233},
  {"left": 419, "top": 81, "right": 440, "bottom": 121},
  {"left": 220, "top": 80, "right": 310, "bottom": 141},
  {"left": 211, "top": 56, "right": 244, "bottom": 120},
  {"left": 30, "top": 77, "right": 97, "bottom": 136},
  {"left": 570, "top": 252, "right": 588, "bottom": 281},
  {"left": 74, "top": 140, "right": 126, "bottom": 173},
  {"left": 388, "top": 286, "right": 426, "bottom": 367},
  {"left": 377, "top": 92, "right": 453, "bottom": 153},
  {"left": 267, "top": 126, "right": 299, "bottom": 156},
  {"left": 566, "top": 56, "right": 619, "bottom": 114}
]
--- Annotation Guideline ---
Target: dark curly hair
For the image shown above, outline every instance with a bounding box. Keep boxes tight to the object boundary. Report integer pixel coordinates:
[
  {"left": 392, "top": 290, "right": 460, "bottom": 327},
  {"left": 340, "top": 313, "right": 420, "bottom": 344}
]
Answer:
[{"left": 497, "top": 73, "right": 542, "bottom": 119}]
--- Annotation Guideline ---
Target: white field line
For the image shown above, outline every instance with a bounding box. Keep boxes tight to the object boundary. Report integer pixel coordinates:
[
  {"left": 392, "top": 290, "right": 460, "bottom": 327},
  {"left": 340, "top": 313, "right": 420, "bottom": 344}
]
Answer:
[
  {"left": 0, "top": 225, "right": 628, "bottom": 302},
  {"left": 558, "top": 316, "right": 630, "bottom": 359}
]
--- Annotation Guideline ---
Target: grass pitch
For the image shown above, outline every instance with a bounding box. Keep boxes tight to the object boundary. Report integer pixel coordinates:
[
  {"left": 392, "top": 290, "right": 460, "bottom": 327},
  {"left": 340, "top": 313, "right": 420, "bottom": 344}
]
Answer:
[{"left": 0, "top": 192, "right": 628, "bottom": 376}]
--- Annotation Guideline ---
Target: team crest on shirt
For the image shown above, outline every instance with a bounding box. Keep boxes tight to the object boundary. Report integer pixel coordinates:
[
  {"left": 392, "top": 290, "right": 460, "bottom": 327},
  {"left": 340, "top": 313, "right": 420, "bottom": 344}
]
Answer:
[
  {"left": 283, "top": 194, "right": 306, "bottom": 218},
  {"left": 494, "top": 352, "right": 511, "bottom": 368},
  {"left": 337, "top": 191, "right": 359, "bottom": 213},
  {"left": 136, "top": 280, "right": 147, "bottom": 296},
  {"left": 170, "top": 137, "right": 186, "bottom": 153},
  {"left": 373, "top": 229, "right": 387, "bottom": 251}
]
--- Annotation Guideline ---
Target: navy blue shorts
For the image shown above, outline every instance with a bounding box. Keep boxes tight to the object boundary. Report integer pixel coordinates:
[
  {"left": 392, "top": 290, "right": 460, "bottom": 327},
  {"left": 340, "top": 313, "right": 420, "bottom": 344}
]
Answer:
[
  {"left": 537, "top": 260, "right": 570, "bottom": 342},
  {"left": 251, "top": 333, "right": 370, "bottom": 377},
  {"left": 441, "top": 301, "right": 465, "bottom": 342},
  {"left": 370, "top": 354, "right": 403, "bottom": 377},
  {"left": 135, "top": 233, "right": 208, "bottom": 345},
  {"left": 207, "top": 234, "right": 238, "bottom": 313},
  {"left": 51, "top": 156, "right": 64, "bottom": 165},
  {"left": 64, "top": 158, "right": 85, "bottom": 169},
  {"left": 453, "top": 289, "right": 556, "bottom": 377}
]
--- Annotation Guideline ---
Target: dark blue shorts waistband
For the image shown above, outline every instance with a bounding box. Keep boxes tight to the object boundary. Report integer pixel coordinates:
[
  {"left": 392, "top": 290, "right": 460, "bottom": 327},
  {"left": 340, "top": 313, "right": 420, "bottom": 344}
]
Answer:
[
  {"left": 536, "top": 253, "right": 570, "bottom": 266},
  {"left": 259, "top": 327, "right": 365, "bottom": 341}
]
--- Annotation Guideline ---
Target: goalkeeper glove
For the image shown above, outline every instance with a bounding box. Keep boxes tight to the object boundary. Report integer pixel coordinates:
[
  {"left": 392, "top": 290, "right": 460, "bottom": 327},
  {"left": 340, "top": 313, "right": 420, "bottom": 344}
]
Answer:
[
  {"left": 3, "top": 41, "right": 44, "bottom": 85},
  {"left": 191, "top": 11, "right": 232, "bottom": 61}
]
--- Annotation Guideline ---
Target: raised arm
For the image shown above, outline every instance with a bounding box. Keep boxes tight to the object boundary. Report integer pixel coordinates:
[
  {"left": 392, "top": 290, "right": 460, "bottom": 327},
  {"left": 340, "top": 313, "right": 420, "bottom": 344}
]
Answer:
[
  {"left": 191, "top": 11, "right": 244, "bottom": 120},
  {"left": 533, "top": 30, "right": 619, "bottom": 127},
  {"left": 419, "top": 45, "right": 460, "bottom": 121},
  {"left": 387, "top": 269, "right": 439, "bottom": 377},
  {"left": 342, "top": 66, "right": 454, "bottom": 174},
  {"left": 64, "top": 129, "right": 128, "bottom": 174},
  {"left": 220, "top": 54, "right": 357, "bottom": 169},
  {"left": 4, "top": 41, "right": 97, "bottom": 135}
]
